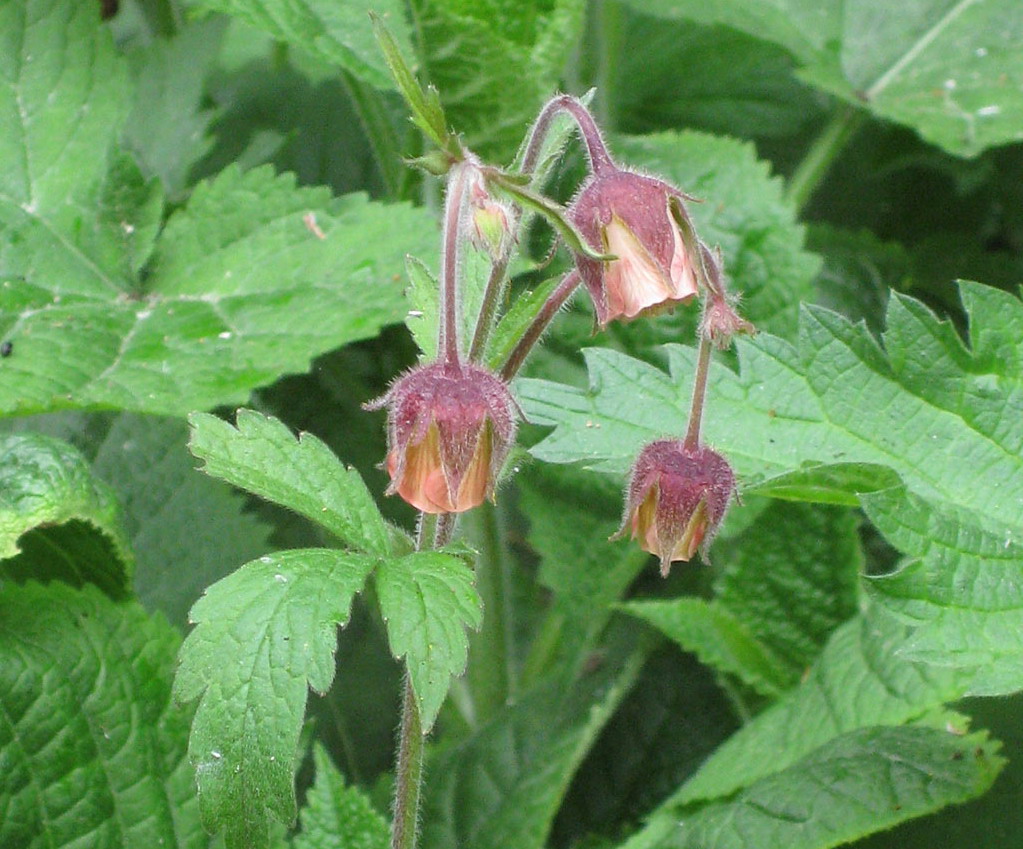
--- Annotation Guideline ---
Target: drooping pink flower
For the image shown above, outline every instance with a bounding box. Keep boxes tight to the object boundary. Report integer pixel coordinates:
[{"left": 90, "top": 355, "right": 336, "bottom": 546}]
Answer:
[
  {"left": 613, "top": 439, "right": 735, "bottom": 576},
  {"left": 570, "top": 169, "right": 700, "bottom": 327},
  {"left": 365, "top": 361, "right": 518, "bottom": 514}
]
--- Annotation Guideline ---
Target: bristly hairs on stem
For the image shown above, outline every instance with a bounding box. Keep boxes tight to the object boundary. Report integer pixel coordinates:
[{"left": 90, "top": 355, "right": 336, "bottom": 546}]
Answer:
[
  {"left": 439, "top": 162, "right": 473, "bottom": 365},
  {"left": 521, "top": 94, "right": 615, "bottom": 178}
]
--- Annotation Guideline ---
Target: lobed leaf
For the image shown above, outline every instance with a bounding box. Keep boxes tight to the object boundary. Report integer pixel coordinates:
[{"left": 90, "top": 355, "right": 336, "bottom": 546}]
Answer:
[
  {"left": 292, "top": 744, "right": 389, "bottom": 849},
  {"left": 375, "top": 550, "right": 483, "bottom": 731},
  {"left": 0, "top": 582, "right": 203, "bottom": 849},
  {"left": 174, "top": 549, "right": 377, "bottom": 849},
  {"left": 189, "top": 409, "right": 390, "bottom": 557},
  {"left": 1, "top": 163, "right": 435, "bottom": 416},
  {"left": 0, "top": 432, "right": 133, "bottom": 596}
]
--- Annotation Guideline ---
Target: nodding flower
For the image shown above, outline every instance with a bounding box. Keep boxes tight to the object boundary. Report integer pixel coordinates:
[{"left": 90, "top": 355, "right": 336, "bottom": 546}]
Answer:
[
  {"left": 365, "top": 361, "right": 518, "bottom": 514},
  {"left": 612, "top": 439, "right": 735, "bottom": 576},
  {"left": 569, "top": 168, "right": 701, "bottom": 328}
]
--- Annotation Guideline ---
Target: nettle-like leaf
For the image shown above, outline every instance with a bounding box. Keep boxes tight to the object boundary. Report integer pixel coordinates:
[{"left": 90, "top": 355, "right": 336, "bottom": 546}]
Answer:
[
  {"left": 375, "top": 550, "right": 483, "bottom": 731},
  {"left": 189, "top": 409, "right": 391, "bottom": 557},
  {"left": 627, "top": 725, "right": 1002, "bottom": 849},
  {"left": 518, "top": 285, "right": 1023, "bottom": 691},
  {"left": 420, "top": 634, "right": 647, "bottom": 849},
  {"left": 174, "top": 549, "right": 377, "bottom": 849},
  {"left": 2, "top": 163, "right": 436, "bottom": 416},
  {"left": 292, "top": 745, "right": 388, "bottom": 849},
  {"left": 410, "top": 0, "right": 587, "bottom": 162},
  {"left": 189, "top": 0, "right": 412, "bottom": 91},
  {"left": 625, "top": 501, "right": 863, "bottom": 696},
  {"left": 621, "top": 0, "right": 1023, "bottom": 157},
  {"left": 0, "top": 581, "right": 203, "bottom": 849},
  {"left": 865, "top": 486, "right": 1023, "bottom": 698},
  {"left": 0, "top": 432, "right": 133, "bottom": 596},
  {"left": 0, "top": 0, "right": 437, "bottom": 417}
]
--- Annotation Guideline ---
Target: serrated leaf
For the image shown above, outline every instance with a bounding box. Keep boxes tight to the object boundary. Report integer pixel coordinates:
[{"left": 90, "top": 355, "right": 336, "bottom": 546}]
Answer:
[
  {"left": 190, "top": 0, "right": 412, "bottom": 91},
  {"left": 410, "top": 0, "right": 586, "bottom": 162},
  {"left": 1, "top": 163, "right": 435, "bottom": 416},
  {"left": 292, "top": 744, "right": 389, "bottom": 849},
  {"left": 865, "top": 485, "right": 1023, "bottom": 696},
  {"left": 0, "top": 581, "right": 203, "bottom": 849},
  {"left": 621, "top": 0, "right": 1023, "bottom": 157},
  {"left": 622, "top": 598, "right": 791, "bottom": 697},
  {"left": 189, "top": 409, "right": 390, "bottom": 557},
  {"left": 375, "top": 550, "right": 483, "bottom": 731},
  {"left": 420, "top": 634, "right": 647, "bottom": 849},
  {"left": 631, "top": 725, "right": 1002, "bottom": 849},
  {"left": 174, "top": 549, "right": 377, "bottom": 849},
  {"left": 518, "top": 282, "right": 1023, "bottom": 538},
  {"left": 668, "top": 611, "right": 969, "bottom": 807},
  {"left": 0, "top": 432, "right": 133, "bottom": 596}
]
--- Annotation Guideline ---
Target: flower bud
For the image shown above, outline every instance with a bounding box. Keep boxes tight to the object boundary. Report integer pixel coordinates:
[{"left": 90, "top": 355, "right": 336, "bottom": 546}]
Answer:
[
  {"left": 468, "top": 172, "right": 516, "bottom": 262},
  {"left": 612, "top": 440, "right": 735, "bottom": 576},
  {"left": 698, "top": 244, "right": 755, "bottom": 348},
  {"left": 569, "top": 169, "right": 700, "bottom": 327},
  {"left": 365, "top": 361, "right": 518, "bottom": 514}
]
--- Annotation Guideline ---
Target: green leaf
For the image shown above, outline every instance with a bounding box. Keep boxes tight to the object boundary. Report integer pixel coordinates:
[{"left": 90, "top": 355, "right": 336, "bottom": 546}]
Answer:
[
  {"left": 174, "top": 549, "right": 377, "bottom": 849},
  {"left": 518, "top": 282, "right": 1023, "bottom": 536},
  {"left": 410, "top": 0, "right": 587, "bottom": 162},
  {"left": 622, "top": 599, "right": 792, "bottom": 697},
  {"left": 189, "top": 409, "right": 390, "bottom": 557},
  {"left": 91, "top": 413, "right": 273, "bottom": 627},
  {"left": 420, "top": 634, "right": 647, "bottom": 849},
  {"left": 124, "top": 17, "right": 227, "bottom": 198},
  {"left": 0, "top": 581, "right": 203, "bottom": 849},
  {"left": 611, "top": 133, "right": 820, "bottom": 339},
  {"left": 0, "top": 0, "right": 130, "bottom": 239},
  {"left": 1, "top": 164, "right": 435, "bottom": 416},
  {"left": 668, "top": 612, "right": 968, "bottom": 807},
  {"left": 0, "top": 432, "right": 133, "bottom": 597},
  {"left": 190, "top": 0, "right": 412, "bottom": 91},
  {"left": 631, "top": 725, "right": 1002, "bottom": 849},
  {"left": 865, "top": 485, "right": 1023, "bottom": 696},
  {"left": 517, "top": 466, "right": 648, "bottom": 677},
  {"left": 292, "top": 744, "right": 389, "bottom": 849},
  {"left": 375, "top": 550, "right": 483, "bottom": 731},
  {"left": 485, "top": 276, "right": 562, "bottom": 370},
  {"left": 622, "top": 0, "right": 1023, "bottom": 157}
]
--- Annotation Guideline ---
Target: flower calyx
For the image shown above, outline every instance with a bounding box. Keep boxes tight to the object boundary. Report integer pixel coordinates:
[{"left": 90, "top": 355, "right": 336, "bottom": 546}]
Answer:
[
  {"left": 365, "top": 361, "right": 518, "bottom": 514},
  {"left": 612, "top": 439, "right": 735, "bottom": 576}
]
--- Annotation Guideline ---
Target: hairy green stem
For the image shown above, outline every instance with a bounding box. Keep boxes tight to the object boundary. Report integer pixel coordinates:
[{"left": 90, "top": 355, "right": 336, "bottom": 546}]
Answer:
[
  {"left": 468, "top": 256, "right": 511, "bottom": 362},
  {"left": 786, "top": 106, "right": 867, "bottom": 213},
  {"left": 439, "top": 165, "right": 471, "bottom": 364},
  {"left": 500, "top": 270, "right": 582, "bottom": 380},
  {"left": 684, "top": 336, "right": 713, "bottom": 450},
  {"left": 391, "top": 677, "right": 424, "bottom": 849}
]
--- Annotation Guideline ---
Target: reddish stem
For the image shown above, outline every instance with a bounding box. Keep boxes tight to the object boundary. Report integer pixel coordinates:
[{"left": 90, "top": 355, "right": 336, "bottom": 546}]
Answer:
[
  {"left": 521, "top": 95, "right": 615, "bottom": 177},
  {"left": 500, "top": 270, "right": 582, "bottom": 380}
]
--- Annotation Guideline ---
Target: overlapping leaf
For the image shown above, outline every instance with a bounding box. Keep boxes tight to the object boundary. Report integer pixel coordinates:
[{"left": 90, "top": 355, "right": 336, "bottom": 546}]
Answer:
[
  {"left": 173, "top": 549, "right": 377, "bottom": 849},
  {"left": 189, "top": 409, "right": 391, "bottom": 557},
  {"left": 627, "top": 725, "right": 1002, "bottom": 849},
  {"left": 375, "top": 550, "right": 483, "bottom": 731},
  {"left": 188, "top": 0, "right": 411, "bottom": 90},
  {"left": 622, "top": 0, "right": 1023, "bottom": 157},
  {"left": 292, "top": 745, "right": 388, "bottom": 849},
  {"left": 0, "top": 582, "right": 202, "bottom": 849},
  {"left": 519, "top": 281, "right": 1023, "bottom": 692},
  {"left": 0, "top": 432, "right": 133, "bottom": 596}
]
